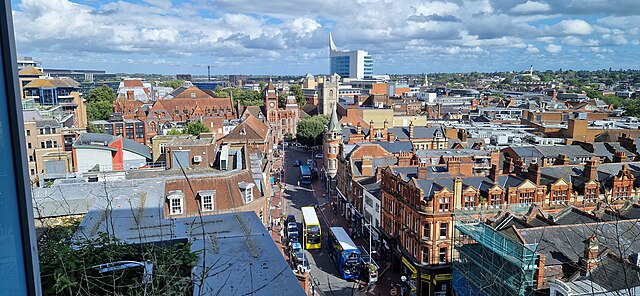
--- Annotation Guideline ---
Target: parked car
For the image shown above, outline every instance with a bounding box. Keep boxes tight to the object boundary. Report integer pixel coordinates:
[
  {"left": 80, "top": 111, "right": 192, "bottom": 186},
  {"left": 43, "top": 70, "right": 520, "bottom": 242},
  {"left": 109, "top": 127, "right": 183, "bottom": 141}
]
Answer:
[
  {"left": 290, "top": 242, "right": 302, "bottom": 255},
  {"left": 293, "top": 160, "right": 301, "bottom": 167},
  {"left": 286, "top": 214, "right": 296, "bottom": 224},
  {"left": 306, "top": 159, "right": 314, "bottom": 167},
  {"left": 315, "top": 154, "right": 323, "bottom": 159},
  {"left": 287, "top": 222, "right": 298, "bottom": 240},
  {"left": 293, "top": 251, "right": 311, "bottom": 273}
]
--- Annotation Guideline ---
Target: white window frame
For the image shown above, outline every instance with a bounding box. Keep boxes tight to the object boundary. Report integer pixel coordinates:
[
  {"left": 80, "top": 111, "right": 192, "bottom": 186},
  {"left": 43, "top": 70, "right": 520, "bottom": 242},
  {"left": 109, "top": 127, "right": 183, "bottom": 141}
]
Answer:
[
  {"left": 242, "top": 184, "right": 255, "bottom": 203},
  {"left": 169, "top": 197, "right": 183, "bottom": 215},
  {"left": 201, "top": 194, "right": 213, "bottom": 211}
]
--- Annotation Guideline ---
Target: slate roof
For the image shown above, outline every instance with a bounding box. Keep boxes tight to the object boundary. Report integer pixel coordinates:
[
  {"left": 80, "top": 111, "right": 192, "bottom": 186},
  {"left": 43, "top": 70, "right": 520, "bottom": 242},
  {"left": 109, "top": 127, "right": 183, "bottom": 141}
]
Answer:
[
  {"left": 357, "top": 176, "right": 381, "bottom": 198},
  {"left": 552, "top": 207, "right": 600, "bottom": 225},
  {"left": 386, "top": 126, "right": 445, "bottom": 139},
  {"left": 222, "top": 115, "right": 269, "bottom": 142},
  {"left": 517, "top": 220, "right": 640, "bottom": 266},
  {"left": 587, "top": 253, "right": 640, "bottom": 292},
  {"left": 373, "top": 141, "right": 414, "bottom": 154}
]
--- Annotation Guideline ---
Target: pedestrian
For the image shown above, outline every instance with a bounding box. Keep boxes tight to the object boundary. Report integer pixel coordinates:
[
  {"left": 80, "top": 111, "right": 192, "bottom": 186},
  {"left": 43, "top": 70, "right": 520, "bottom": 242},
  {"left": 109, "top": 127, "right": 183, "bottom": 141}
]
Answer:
[{"left": 280, "top": 228, "right": 284, "bottom": 244}]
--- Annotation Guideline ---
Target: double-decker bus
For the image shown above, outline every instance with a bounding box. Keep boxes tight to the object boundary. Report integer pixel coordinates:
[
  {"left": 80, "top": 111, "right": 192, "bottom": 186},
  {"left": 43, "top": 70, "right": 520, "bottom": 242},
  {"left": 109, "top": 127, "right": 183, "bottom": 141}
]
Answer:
[
  {"left": 301, "top": 207, "right": 321, "bottom": 250},
  {"left": 327, "top": 227, "right": 361, "bottom": 279},
  {"left": 300, "top": 164, "right": 312, "bottom": 185}
]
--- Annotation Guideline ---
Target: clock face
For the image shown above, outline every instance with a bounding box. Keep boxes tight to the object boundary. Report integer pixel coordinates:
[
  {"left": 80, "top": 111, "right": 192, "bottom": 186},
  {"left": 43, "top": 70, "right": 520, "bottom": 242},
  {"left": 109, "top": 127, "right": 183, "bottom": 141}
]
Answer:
[{"left": 269, "top": 102, "right": 275, "bottom": 108}]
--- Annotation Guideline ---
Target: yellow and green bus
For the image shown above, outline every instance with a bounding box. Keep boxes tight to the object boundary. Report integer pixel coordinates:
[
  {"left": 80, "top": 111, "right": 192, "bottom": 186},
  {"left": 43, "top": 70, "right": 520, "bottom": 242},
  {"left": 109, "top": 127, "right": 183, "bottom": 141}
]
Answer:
[{"left": 301, "top": 206, "right": 321, "bottom": 250}]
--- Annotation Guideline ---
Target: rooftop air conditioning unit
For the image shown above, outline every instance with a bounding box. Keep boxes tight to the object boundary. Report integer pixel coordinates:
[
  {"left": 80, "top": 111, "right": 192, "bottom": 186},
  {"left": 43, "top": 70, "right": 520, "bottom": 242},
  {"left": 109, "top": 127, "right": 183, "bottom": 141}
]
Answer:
[{"left": 193, "top": 155, "right": 202, "bottom": 163}]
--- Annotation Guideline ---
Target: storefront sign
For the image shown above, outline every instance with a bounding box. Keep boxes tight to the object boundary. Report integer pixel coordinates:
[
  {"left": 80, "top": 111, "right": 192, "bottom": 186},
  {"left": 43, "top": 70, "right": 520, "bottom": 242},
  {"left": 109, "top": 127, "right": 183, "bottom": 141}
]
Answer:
[
  {"left": 435, "top": 273, "right": 452, "bottom": 281},
  {"left": 402, "top": 257, "right": 418, "bottom": 276}
]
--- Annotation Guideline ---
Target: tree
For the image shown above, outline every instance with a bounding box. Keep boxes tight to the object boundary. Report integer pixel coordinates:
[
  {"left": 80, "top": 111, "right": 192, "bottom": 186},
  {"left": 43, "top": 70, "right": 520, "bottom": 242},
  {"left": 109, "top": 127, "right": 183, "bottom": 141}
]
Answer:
[
  {"left": 166, "top": 128, "right": 182, "bottom": 135},
  {"left": 85, "top": 85, "right": 116, "bottom": 121},
  {"left": 289, "top": 84, "right": 305, "bottom": 106},
  {"left": 87, "top": 100, "right": 114, "bottom": 121},
  {"left": 85, "top": 85, "right": 115, "bottom": 104},
  {"left": 182, "top": 121, "right": 210, "bottom": 136},
  {"left": 296, "top": 115, "right": 329, "bottom": 147},
  {"left": 86, "top": 123, "right": 105, "bottom": 134},
  {"left": 159, "top": 80, "right": 184, "bottom": 89}
]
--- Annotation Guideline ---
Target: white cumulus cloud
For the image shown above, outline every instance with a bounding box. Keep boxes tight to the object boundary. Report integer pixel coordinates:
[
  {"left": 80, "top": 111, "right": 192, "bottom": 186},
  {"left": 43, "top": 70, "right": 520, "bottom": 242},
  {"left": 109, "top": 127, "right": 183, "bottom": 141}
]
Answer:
[
  {"left": 546, "top": 44, "right": 562, "bottom": 53},
  {"left": 511, "top": 1, "right": 551, "bottom": 14}
]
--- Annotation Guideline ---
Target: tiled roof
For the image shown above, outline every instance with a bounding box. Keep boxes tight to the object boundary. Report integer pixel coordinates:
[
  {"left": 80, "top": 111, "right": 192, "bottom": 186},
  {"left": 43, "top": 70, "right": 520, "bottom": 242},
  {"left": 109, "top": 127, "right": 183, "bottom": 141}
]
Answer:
[
  {"left": 223, "top": 115, "right": 269, "bottom": 142},
  {"left": 123, "top": 79, "right": 144, "bottom": 88},
  {"left": 18, "top": 65, "right": 43, "bottom": 76},
  {"left": 24, "top": 77, "right": 80, "bottom": 88},
  {"left": 165, "top": 170, "right": 259, "bottom": 210}
]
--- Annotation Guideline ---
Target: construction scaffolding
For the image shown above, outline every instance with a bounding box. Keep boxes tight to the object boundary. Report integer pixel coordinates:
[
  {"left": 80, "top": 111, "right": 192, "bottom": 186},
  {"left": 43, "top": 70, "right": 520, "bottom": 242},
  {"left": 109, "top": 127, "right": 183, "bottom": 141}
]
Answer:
[{"left": 452, "top": 211, "right": 539, "bottom": 296}]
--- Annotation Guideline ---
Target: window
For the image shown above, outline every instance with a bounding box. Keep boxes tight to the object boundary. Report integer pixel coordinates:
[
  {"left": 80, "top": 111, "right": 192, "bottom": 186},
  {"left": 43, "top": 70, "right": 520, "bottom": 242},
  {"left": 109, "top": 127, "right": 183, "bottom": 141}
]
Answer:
[
  {"left": 422, "top": 247, "right": 429, "bottom": 264},
  {"left": 440, "top": 223, "right": 448, "bottom": 238},
  {"left": 201, "top": 194, "right": 213, "bottom": 211},
  {"left": 27, "top": 143, "right": 31, "bottom": 149},
  {"left": 53, "top": 141, "right": 58, "bottom": 148},
  {"left": 439, "top": 247, "right": 447, "bottom": 263},
  {"left": 242, "top": 185, "right": 254, "bottom": 203},
  {"left": 40, "top": 142, "right": 45, "bottom": 148},
  {"left": 28, "top": 155, "right": 33, "bottom": 162},
  {"left": 490, "top": 193, "right": 501, "bottom": 206},
  {"left": 159, "top": 143, "right": 166, "bottom": 154},
  {"left": 552, "top": 190, "right": 568, "bottom": 204},
  {"left": 519, "top": 190, "right": 535, "bottom": 204},
  {"left": 423, "top": 223, "right": 430, "bottom": 239},
  {"left": 464, "top": 195, "right": 476, "bottom": 208},
  {"left": 170, "top": 197, "right": 183, "bottom": 215},
  {"left": 26, "top": 129, "right": 30, "bottom": 136},
  {"left": 585, "top": 188, "right": 597, "bottom": 202},
  {"left": 438, "top": 197, "right": 450, "bottom": 212},
  {"left": 30, "top": 169, "right": 35, "bottom": 175},
  {"left": 375, "top": 203, "right": 380, "bottom": 213}
]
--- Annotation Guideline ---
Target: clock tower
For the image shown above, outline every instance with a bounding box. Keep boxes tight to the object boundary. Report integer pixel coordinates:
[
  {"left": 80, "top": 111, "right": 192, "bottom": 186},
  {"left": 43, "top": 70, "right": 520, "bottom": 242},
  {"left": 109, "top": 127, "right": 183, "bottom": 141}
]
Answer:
[{"left": 265, "top": 80, "right": 278, "bottom": 123}]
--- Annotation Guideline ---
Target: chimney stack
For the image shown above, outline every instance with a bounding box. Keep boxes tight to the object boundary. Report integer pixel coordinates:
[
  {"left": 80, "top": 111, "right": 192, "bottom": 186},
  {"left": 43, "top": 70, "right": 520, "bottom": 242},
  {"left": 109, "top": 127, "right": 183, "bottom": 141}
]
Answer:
[
  {"left": 383, "top": 119, "right": 388, "bottom": 134},
  {"left": 369, "top": 120, "right": 375, "bottom": 142},
  {"left": 503, "top": 157, "right": 514, "bottom": 174},
  {"left": 376, "top": 166, "right": 383, "bottom": 182},
  {"left": 514, "top": 159, "right": 524, "bottom": 175},
  {"left": 356, "top": 122, "right": 362, "bottom": 135},
  {"left": 448, "top": 158, "right": 461, "bottom": 176},
  {"left": 453, "top": 177, "right": 463, "bottom": 210},
  {"left": 528, "top": 163, "right": 541, "bottom": 185},
  {"left": 409, "top": 121, "right": 415, "bottom": 139},
  {"left": 489, "top": 164, "right": 500, "bottom": 182},
  {"left": 613, "top": 151, "right": 627, "bottom": 163},
  {"left": 581, "top": 235, "right": 599, "bottom": 274},
  {"left": 584, "top": 158, "right": 599, "bottom": 180},
  {"left": 556, "top": 154, "right": 570, "bottom": 165},
  {"left": 361, "top": 156, "right": 373, "bottom": 176},
  {"left": 418, "top": 162, "right": 428, "bottom": 179},
  {"left": 387, "top": 132, "right": 395, "bottom": 143}
]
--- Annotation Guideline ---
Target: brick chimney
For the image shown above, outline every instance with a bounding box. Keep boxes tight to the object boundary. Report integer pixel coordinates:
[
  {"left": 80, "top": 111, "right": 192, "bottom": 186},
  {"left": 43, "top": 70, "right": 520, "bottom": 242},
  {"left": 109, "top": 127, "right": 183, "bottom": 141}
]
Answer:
[
  {"left": 356, "top": 122, "right": 362, "bottom": 135},
  {"left": 369, "top": 120, "right": 375, "bottom": 142},
  {"left": 418, "top": 162, "right": 428, "bottom": 179},
  {"left": 448, "top": 158, "right": 461, "bottom": 176},
  {"left": 584, "top": 158, "right": 599, "bottom": 180},
  {"left": 387, "top": 132, "right": 395, "bottom": 143},
  {"left": 126, "top": 90, "right": 134, "bottom": 100},
  {"left": 613, "top": 151, "right": 627, "bottom": 163},
  {"left": 489, "top": 164, "right": 500, "bottom": 182},
  {"left": 383, "top": 119, "right": 389, "bottom": 135},
  {"left": 555, "top": 154, "right": 570, "bottom": 165},
  {"left": 528, "top": 163, "right": 541, "bottom": 185},
  {"left": 361, "top": 156, "right": 373, "bottom": 176},
  {"left": 409, "top": 121, "right": 415, "bottom": 139},
  {"left": 376, "top": 166, "right": 383, "bottom": 182},
  {"left": 514, "top": 159, "right": 525, "bottom": 175},
  {"left": 580, "top": 235, "right": 599, "bottom": 274},
  {"left": 503, "top": 157, "right": 514, "bottom": 174}
]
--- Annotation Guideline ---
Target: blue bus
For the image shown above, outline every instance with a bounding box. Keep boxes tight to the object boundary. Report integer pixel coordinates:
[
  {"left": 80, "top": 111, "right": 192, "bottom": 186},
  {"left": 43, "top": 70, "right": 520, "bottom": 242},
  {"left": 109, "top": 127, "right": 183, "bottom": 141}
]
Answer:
[
  {"left": 327, "top": 227, "right": 361, "bottom": 279},
  {"left": 300, "top": 165, "right": 312, "bottom": 185}
]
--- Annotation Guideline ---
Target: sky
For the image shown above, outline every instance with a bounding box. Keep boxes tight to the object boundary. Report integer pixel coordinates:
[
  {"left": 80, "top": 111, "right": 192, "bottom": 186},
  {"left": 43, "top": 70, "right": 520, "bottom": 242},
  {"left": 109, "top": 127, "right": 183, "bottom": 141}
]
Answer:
[{"left": 11, "top": 0, "right": 640, "bottom": 75}]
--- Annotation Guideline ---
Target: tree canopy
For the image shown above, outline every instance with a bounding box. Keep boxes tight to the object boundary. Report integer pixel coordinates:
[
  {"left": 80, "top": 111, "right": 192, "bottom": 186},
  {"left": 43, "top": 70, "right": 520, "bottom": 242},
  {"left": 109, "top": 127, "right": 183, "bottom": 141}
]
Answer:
[
  {"left": 182, "top": 121, "right": 210, "bottom": 136},
  {"left": 86, "top": 85, "right": 116, "bottom": 121},
  {"left": 296, "top": 115, "right": 329, "bottom": 147},
  {"left": 159, "top": 80, "right": 184, "bottom": 89}
]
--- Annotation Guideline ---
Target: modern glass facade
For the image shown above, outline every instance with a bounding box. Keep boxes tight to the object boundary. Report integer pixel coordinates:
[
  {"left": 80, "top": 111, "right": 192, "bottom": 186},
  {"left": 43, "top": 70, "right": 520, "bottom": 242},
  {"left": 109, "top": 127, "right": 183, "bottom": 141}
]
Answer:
[
  {"left": 364, "top": 55, "right": 373, "bottom": 78},
  {"left": 330, "top": 56, "right": 350, "bottom": 78}
]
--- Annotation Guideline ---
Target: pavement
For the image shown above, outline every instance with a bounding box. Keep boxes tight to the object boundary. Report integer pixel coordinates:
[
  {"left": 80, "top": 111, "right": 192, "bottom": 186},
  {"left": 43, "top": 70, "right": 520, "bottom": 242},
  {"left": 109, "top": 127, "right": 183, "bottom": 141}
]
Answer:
[{"left": 268, "top": 146, "right": 403, "bottom": 296}]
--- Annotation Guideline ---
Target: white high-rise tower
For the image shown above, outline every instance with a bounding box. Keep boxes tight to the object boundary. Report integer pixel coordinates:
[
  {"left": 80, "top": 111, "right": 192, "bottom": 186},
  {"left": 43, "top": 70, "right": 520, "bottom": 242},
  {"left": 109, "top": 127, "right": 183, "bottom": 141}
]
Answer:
[{"left": 329, "top": 33, "right": 373, "bottom": 79}]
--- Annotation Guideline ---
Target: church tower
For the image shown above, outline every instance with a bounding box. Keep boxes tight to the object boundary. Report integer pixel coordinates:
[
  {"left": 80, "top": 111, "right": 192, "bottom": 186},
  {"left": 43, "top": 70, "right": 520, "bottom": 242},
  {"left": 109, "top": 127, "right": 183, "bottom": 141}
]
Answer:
[{"left": 324, "top": 103, "right": 341, "bottom": 197}]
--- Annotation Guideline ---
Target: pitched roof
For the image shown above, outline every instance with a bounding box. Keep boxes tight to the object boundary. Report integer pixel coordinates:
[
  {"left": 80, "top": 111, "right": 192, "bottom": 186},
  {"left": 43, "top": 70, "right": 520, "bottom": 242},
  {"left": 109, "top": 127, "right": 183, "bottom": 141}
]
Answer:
[
  {"left": 18, "top": 65, "right": 43, "bottom": 76},
  {"left": 123, "top": 79, "right": 144, "bottom": 88},
  {"left": 328, "top": 104, "right": 341, "bottom": 133},
  {"left": 223, "top": 115, "right": 269, "bottom": 142},
  {"left": 165, "top": 170, "right": 259, "bottom": 210},
  {"left": 73, "top": 133, "right": 151, "bottom": 159},
  {"left": 24, "top": 77, "right": 80, "bottom": 88}
]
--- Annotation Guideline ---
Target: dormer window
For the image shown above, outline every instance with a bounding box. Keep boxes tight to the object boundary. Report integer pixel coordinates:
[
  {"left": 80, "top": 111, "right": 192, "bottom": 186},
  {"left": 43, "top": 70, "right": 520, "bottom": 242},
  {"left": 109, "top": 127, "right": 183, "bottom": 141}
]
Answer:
[
  {"left": 190, "top": 92, "right": 196, "bottom": 98},
  {"left": 239, "top": 128, "right": 246, "bottom": 135},
  {"left": 167, "top": 190, "right": 184, "bottom": 215},
  {"left": 198, "top": 190, "right": 215, "bottom": 211},
  {"left": 238, "top": 182, "right": 255, "bottom": 203}
]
